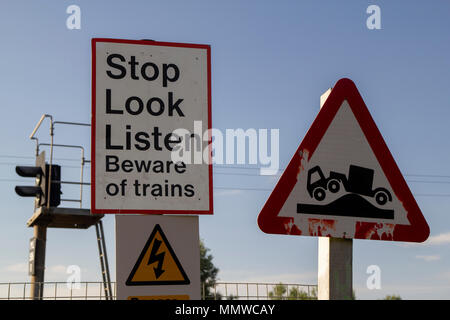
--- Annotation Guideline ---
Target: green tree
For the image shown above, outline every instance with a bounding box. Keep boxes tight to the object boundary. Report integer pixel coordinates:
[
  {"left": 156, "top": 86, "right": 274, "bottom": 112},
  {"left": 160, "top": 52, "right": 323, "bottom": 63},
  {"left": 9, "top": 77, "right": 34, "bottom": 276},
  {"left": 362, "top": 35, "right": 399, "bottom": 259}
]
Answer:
[
  {"left": 288, "top": 286, "right": 318, "bottom": 300},
  {"left": 383, "top": 294, "right": 401, "bottom": 300},
  {"left": 271, "top": 285, "right": 352, "bottom": 300},
  {"left": 269, "top": 283, "right": 318, "bottom": 300},
  {"left": 311, "top": 287, "right": 318, "bottom": 299},
  {"left": 200, "top": 240, "right": 219, "bottom": 299},
  {"left": 268, "top": 283, "right": 287, "bottom": 299}
]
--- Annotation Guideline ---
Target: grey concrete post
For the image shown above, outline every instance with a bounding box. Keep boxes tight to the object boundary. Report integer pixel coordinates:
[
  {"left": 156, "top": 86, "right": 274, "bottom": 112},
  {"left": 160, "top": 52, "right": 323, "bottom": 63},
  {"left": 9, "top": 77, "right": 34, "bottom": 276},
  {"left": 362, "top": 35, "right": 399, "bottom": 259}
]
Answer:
[{"left": 30, "top": 224, "right": 46, "bottom": 300}]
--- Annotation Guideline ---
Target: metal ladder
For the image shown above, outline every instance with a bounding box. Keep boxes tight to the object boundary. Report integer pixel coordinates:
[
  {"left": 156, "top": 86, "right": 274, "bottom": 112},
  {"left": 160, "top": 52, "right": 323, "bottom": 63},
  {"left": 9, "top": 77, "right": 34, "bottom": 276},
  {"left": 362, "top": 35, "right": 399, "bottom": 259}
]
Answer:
[{"left": 95, "top": 220, "right": 113, "bottom": 300}]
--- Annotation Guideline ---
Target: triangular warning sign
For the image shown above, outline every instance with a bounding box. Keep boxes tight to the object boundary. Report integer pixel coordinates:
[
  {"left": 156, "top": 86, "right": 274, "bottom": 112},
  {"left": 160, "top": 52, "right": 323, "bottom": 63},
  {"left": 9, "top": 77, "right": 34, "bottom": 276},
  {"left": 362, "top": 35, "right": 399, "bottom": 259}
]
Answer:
[
  {"left": 126, "top": 224, "right": 190, "bottom": 285},
  {"left": 258, "top": 78, "right": 429, "bottom": 242}
]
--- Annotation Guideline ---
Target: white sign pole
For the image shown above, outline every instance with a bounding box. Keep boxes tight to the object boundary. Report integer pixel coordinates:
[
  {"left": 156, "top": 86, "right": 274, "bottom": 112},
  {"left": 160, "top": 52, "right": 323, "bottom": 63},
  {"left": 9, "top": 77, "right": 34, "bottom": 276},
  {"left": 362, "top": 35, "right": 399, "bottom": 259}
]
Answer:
[{"left": 317, "top": 88, "right": 353, "bottom": 300}]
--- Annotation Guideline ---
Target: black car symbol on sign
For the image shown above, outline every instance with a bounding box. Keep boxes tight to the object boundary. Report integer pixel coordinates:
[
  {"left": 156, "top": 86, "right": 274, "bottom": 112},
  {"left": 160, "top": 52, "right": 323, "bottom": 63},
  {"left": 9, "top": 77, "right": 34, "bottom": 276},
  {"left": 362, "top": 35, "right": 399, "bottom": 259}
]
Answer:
[{"left": 306, "top": 165, "right": 392, "bottom": 206}]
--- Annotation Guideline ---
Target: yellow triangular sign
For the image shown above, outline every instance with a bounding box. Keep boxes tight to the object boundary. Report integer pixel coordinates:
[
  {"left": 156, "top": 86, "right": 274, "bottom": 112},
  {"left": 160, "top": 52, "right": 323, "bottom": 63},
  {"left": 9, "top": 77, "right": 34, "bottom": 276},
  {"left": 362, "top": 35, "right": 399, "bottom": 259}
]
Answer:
[{"left": 126, "top": 224, "right": 190, "bottom": 285}]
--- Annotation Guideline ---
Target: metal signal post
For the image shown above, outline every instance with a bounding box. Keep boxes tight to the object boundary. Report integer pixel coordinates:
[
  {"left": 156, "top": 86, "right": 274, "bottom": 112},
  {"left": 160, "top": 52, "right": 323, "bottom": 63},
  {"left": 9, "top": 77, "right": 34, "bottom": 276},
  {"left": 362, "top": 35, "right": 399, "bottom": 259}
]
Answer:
[{"left": 16, "top": 115, "right": 109, "bottom": 300}]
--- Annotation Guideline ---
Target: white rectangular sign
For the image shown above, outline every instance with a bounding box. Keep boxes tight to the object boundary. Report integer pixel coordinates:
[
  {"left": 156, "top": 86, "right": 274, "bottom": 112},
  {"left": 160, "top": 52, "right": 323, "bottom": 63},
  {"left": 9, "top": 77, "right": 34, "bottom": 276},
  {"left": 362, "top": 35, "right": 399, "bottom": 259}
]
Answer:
[
  {"left": 91, "top": 38, "right": 212, "bottom": 214},
  {"left": 116, "top": 215, "right": 200, "bottom": 300}
]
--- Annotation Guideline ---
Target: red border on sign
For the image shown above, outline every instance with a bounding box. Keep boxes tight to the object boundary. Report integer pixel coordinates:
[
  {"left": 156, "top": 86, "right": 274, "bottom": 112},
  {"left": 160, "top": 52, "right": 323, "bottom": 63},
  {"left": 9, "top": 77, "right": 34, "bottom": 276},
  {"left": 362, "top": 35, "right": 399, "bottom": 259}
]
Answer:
[
  {"left": 257, "top": 78, "right": 429, "bottom": 242},
  {"left": 91, "top": 38, "right": 213, "bottom": 215}
]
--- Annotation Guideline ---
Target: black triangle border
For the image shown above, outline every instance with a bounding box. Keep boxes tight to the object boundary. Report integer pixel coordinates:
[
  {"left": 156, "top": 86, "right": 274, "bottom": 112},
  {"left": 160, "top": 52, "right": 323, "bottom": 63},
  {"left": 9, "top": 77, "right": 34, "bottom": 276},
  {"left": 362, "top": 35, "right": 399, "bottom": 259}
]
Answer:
[{"left": 125, "top": 224, "right": 190, "bottom": 286}]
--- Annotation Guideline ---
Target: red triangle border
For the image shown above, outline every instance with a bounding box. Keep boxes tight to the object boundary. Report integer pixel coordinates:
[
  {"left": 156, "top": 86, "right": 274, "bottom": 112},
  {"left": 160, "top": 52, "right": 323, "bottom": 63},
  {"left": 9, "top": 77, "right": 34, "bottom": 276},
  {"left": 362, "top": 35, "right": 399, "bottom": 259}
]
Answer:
[{"left": 257, "top": 78, "right": 429, "bottom": 242}]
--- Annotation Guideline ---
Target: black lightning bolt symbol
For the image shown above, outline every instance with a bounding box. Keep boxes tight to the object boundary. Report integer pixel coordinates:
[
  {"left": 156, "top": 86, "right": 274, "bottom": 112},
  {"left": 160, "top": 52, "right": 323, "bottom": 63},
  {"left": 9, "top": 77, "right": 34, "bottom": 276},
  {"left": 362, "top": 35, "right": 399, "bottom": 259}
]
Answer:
[{"left": 147, "top": 238, "right": 165, "bottom": 279}]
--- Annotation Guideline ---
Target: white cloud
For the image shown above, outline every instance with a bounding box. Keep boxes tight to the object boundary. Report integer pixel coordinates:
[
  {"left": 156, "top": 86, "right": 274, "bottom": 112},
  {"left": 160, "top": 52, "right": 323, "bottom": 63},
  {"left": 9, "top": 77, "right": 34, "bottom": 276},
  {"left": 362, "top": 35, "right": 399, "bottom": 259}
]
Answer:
[
  {"left": 398, "top": 231, "right": 450, "bottom": 247},
  {"left": 1, "top": 263, "right": 89, "bottom": 278},
  {"left": 415, "top": 255, "right": 440, "bottom": 262},
  {"left": 3, "top": 263, "right": 28, "bottom": 273},
  {"left": 425, "top": 232, "right": 450, "bottom": 246},
  {"left": 48, "top": 265, "right": 67, "bottom": 275}
]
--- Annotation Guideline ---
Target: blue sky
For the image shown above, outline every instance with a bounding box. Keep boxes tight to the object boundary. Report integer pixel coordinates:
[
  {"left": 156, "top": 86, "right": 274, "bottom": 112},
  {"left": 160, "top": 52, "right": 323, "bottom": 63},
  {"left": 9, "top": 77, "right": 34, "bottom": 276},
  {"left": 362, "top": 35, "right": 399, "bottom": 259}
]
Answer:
[{"left": 1, "top": 0, "right": 450, "bottom": 299}]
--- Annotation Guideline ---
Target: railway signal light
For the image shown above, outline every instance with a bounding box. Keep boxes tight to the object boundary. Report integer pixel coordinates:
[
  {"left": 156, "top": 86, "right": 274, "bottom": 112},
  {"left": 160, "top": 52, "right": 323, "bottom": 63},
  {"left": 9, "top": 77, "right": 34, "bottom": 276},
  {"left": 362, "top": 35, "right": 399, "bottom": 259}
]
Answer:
[{"left": 15, "top": 151, "right": 62, "bottom": 208}]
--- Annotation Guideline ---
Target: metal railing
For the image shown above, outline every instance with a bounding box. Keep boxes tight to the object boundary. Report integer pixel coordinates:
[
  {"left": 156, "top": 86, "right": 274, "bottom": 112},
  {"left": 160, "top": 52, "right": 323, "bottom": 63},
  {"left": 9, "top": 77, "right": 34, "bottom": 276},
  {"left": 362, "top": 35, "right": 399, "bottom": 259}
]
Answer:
[
  {"left": 30, "top": 116, "right": 91, "bottom": 209},
  {"left": 204, "top": 282, "right": 317, "bottom": 300},
  {"left": 0, "top": 282, "right": 116, "bottom": 300},
  {"left": 0, "top": 281, "right": 317, "bottom": 300}
]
